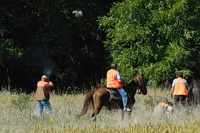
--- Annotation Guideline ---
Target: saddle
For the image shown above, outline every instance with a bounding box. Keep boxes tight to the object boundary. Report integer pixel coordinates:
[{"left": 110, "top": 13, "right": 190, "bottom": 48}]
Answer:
[
  {"left": 106, "top": 88, "right": 121, "bottom": 101},
  {"left": 106, "top": 88, "right": 132, "bottom": 109}
]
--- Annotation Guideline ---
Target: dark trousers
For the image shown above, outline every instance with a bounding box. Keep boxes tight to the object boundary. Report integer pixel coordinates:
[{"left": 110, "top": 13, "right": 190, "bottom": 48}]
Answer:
[{"left": 174, "top": 95, "right": 187, "bottom": 108}]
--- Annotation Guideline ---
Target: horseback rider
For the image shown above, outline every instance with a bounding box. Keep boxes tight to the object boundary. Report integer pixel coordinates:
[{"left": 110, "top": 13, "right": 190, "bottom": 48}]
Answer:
[{"left": 106, "top": 63, "right": 131, "bottom": 112}]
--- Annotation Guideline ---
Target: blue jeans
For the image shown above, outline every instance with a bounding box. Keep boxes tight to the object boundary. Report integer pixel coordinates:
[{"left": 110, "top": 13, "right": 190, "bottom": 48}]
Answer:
[
  {"left": 117, "top": 88, "right": 128, "bottom": 107},
  {"left": 37, "top": 100, "right": 51, "bottom": 116}
]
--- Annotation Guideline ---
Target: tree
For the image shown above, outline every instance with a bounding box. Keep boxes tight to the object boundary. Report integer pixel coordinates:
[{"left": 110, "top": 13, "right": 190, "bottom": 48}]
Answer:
[
  {"left": 99, "top": 0, "right": 200, "bottom": 86},
  {"left": 0, "top": 39, "right": 23, "bottom": 87},
  {"left": 0, "top": 0, "right": 120, "bottom": 92}
]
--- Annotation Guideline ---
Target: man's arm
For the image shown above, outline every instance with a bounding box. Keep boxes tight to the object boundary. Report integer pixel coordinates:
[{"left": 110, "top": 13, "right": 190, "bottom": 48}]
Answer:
[
  {"left": 171, "top": 86, "right": 174, "bottom": 98},
  {"left": 185, "top": 80, "right": 189, "bottom": 90},
  {"left": 115, "top": 72, "right": 122, "bottom": 82},
  {"left": 45, "top": 81, "right": 54, "bottom": 88},
  {"left": 171, "top": 79, "right": 175, "bottom": 98}
]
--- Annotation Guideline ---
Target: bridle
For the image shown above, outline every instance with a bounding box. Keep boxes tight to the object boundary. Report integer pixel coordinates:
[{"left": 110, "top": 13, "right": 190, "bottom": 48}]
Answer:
[{"left": 135, "top": 77, "right": 146, "bottom": 94}]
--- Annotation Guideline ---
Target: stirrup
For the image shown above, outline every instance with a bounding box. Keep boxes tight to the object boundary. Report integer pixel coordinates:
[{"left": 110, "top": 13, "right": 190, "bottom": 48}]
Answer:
[{"left": 123, "top": 107, "right": 131, "bottom": 112}]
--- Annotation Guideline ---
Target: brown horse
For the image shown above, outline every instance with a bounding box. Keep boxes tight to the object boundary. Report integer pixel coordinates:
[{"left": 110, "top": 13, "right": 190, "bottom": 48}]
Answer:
[{"left": 77, "top": 75, "right": 148, "bottom": 121}]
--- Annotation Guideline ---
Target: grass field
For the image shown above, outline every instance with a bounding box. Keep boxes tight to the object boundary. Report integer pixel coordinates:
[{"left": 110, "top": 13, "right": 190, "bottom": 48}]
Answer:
[{"left": 1, "top": 88, "right": 200, "bottom": 133}]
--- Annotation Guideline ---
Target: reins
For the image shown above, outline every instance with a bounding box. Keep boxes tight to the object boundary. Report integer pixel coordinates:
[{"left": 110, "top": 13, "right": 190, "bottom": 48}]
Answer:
[
  {"left": 135, "top": 76, "right": 145, "bottom": 94},
  {"left": 136, "top": 77, "right": 142, "bottom": 86}
]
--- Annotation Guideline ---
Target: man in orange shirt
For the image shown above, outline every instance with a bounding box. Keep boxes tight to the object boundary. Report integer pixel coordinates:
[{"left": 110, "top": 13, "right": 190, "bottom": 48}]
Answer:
[
  {"left": 36, "top": 75, "right": 54, "bottom": 116},
  {"left": 106, "top": 63, "right": 131, "bottom": 112},
  {"left": 171, "top": 72, "right": 188, "bottom": 108}
]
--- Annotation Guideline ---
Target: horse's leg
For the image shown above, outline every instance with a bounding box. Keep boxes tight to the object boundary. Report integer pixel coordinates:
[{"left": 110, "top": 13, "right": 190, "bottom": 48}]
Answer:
[
  {"left": 121, "top": 109, "right": 125, "bottom": 120},
  {"left": 126, "top": 98, "right": 134, "bottom": 119},
  {"left": 91, "top": 97, "right": 96, "bottom": 122},
  {"left": 91, "top": 115, "right": 96, "bottom": 122},
  {"left": 91, "top": 106, "right": 103, "bottom": 122},
  {"left": 91, "top": 94, "right": 104, "bottom": 122},
  {"left": 127, "top": 110, "right": 132, "bottom": 120},
  {"left": 121, "top": 109, "right": 132, "bottom": 120}
]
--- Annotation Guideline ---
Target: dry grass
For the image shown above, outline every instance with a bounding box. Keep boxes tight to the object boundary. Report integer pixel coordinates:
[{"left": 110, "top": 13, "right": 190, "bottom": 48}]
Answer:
[{"left": 0, "top": 88, "right": 200, "bottom": 133}]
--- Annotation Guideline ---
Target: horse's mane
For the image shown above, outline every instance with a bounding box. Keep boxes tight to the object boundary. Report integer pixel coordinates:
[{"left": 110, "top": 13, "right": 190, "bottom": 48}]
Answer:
[{"left": 124, "top": 79, "right": 137, "bottom": 93}]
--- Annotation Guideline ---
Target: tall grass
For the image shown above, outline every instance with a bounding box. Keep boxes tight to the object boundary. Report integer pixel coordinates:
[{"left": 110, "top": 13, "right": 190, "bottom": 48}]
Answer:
[{"left": 0, "top": 88, "right": 200, "bottom": 133}]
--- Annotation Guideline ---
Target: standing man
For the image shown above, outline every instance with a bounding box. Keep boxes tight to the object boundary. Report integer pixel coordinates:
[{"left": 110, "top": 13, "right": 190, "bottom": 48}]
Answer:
[
  {"left": 106, "top": 63, "right": 131, "bottom": 112},
  {"left": 171, "top": 72, "right": 188, "bottom": 108},
  {"left": 36, "top": 75, "right": 54, "bottom": 116}
]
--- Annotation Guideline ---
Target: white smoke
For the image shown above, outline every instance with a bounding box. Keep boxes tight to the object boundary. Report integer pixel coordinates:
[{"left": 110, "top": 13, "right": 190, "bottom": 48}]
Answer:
[
  {"left": 43, "top": 63, "right": 55, "bottom": 77},
  {"left": 32, "top": 48, "right": 55, "bottom": 77}
]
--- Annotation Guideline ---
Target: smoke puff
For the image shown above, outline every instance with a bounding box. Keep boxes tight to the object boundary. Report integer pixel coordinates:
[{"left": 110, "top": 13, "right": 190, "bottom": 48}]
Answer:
[
  {"left": 31, "top": 48, "right": 55, "bottom": 77},
  {"left": 42, "top": 59, "right": 55, "bottom": 77}
]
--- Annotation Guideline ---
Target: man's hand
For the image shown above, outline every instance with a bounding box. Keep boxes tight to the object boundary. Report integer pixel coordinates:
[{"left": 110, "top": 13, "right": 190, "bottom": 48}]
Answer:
[
  {"left": 170, "top": 87, "right": 174, "bottom": 99},
  {"left": 45, "top": 81, "right": 54, "bottom": 88},
  {"left": 121, "top": 78, "right": 127, "bottom": 84},
  {"left": 170, "top": 93, "right": 173, "bottom": 99}
]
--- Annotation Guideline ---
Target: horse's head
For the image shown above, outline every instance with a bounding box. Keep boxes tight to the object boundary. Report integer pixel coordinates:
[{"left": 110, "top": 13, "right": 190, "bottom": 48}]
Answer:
[{"left": 133, "top": 75, "right": 148, "bottom": 95}]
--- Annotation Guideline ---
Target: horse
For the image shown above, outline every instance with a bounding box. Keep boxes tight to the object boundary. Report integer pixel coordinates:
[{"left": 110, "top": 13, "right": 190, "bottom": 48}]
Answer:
[
  {"left": 187, "top": 78, "right": 200, "bottom": 107},
  {"left": 77, "top": 75, "right": 148, "bottom": 122}
]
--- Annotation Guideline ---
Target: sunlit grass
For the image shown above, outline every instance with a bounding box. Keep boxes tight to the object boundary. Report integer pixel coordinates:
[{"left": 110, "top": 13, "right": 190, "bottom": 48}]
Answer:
[{"left": 0, "top": 88, "right": 200, "bottom": 133}]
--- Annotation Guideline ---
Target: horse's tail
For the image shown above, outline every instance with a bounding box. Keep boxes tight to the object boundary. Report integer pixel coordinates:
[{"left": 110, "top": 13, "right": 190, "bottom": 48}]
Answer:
[{"left": 77, "top": 90, "right": 94, "bottom": 117}]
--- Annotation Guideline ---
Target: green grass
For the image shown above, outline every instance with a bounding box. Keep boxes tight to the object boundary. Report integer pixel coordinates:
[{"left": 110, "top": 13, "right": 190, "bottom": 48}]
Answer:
[{"left": 0, "top": 88, "right": 200, "bottom": 133}]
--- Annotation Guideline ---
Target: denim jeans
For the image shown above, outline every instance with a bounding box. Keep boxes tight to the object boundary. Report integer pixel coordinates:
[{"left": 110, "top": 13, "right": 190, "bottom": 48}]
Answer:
[
  {"left": 37, "top": 100, "right": 51, "bottom": 116},
  {"left": 117, "top": 88, "right": 128, "bottom": 107}
]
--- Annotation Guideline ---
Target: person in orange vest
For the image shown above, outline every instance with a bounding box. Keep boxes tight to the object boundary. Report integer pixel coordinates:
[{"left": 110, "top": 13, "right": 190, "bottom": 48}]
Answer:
[
  {"left": 106, "top": 63, "right": 131, "bottom": 112},
  {"left": 36, "top": 75, "right": 54, "bottom": 116},
  {"left": 159, "top": 98, "right": 173, "bottom": 113},
  {"left": 152, "top": 98, "right": 173, "bottom": 118},
  {"left": 171, "top": 72, "right": 188, "bottom": 107}
]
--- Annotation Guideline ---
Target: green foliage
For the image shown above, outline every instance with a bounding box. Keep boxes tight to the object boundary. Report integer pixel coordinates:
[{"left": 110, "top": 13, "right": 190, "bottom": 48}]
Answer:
[
  {"left": 0, "top": 39, "right": 23, "bottom": 61},
  {"left": 99, "top": 0, "right": 200, "bottom": 86},
  {"left": 11, "top": 92, "right": 31, "bottom": 110},
  {"left": 0, "top": 0, "right": 117, "bottom": 90}
]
